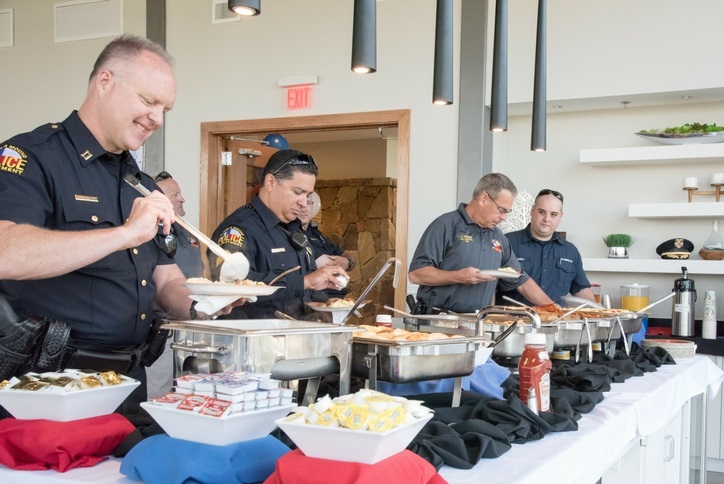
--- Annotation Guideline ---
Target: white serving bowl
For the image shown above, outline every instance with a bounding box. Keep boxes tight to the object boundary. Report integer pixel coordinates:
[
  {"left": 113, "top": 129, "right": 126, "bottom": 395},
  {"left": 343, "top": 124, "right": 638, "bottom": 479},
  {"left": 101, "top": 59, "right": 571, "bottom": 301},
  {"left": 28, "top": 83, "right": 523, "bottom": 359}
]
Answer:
[
  {"left": 0, "top": 378, "right": 139, "bottom": 422},
  {"left": 140, "top": 402, "right": 295, "bottom": 446},
  {"left": 276, "top": 412, "right": 433, "bottom": 464}
]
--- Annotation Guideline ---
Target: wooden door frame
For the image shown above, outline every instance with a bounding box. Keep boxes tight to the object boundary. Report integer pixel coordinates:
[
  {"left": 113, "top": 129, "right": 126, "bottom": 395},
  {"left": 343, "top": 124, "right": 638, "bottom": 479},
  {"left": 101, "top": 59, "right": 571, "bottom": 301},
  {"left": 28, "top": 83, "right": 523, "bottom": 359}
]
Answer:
[{"left": 199, "top": 109, "right": 411, "bottom": 309}]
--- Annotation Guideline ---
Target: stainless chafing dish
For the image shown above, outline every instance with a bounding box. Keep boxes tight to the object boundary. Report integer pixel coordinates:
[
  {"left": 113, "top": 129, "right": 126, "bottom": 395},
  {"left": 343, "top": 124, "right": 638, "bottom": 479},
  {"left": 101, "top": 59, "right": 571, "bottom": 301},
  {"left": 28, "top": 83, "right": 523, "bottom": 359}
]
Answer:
[
  {"left": 163, "top": 319, "right": 358, "bottom": 405},
  {"left": 351, "top": 335, "right": 491, "bottom": 407}
]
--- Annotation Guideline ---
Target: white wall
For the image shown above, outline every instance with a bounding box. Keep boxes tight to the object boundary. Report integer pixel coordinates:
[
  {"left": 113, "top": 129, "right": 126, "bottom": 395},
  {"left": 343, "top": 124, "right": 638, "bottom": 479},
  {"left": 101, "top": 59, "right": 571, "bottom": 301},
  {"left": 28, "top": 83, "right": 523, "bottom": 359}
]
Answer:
[{"left": 1, "top": 0, "right": 722, "bottom": 320}]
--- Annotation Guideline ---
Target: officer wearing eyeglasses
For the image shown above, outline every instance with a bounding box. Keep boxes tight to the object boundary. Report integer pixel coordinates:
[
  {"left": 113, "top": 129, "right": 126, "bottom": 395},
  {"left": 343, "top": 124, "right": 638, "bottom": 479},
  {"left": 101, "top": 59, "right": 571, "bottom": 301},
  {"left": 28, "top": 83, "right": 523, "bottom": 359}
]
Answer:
[
  {"left": 209, "top": 149, "right": 350, "bottom": 319},
  {"left": 498, "top": 189, "right": 594, "bottom": 306},
  {"left": 409, "top": 173, "right": 553, "bottom": 314}
]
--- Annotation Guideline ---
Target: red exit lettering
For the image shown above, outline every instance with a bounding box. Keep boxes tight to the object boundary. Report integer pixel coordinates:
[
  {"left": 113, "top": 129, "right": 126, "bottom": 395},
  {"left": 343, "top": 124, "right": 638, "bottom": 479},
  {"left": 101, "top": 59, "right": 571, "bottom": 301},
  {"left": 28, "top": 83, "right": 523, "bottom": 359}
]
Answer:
[{"left": 286, "top": 86, "right": 313, "bottom": 110}]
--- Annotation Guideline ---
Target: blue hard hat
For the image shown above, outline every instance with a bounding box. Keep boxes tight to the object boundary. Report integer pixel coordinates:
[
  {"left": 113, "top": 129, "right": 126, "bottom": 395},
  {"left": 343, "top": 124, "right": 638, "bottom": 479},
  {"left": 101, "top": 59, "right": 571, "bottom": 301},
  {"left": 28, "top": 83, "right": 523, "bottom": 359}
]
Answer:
[{"left": 263, "top": 133, "right": 289, "bottom": 150}]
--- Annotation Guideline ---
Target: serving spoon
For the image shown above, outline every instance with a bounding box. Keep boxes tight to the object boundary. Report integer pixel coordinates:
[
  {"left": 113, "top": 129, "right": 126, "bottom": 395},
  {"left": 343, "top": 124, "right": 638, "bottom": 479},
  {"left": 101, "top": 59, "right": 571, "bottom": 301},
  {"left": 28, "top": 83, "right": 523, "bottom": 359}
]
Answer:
[{"left": 123, "top": 174, "right": 250, "bottom": 283}]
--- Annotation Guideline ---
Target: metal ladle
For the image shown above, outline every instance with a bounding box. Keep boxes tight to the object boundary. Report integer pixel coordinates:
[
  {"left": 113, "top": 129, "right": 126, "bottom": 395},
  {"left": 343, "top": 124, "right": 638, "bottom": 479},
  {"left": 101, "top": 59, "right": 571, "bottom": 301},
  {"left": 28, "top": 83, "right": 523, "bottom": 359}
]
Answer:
[{"left": 123, "top": 174, "right": 250, "bottom": 283}]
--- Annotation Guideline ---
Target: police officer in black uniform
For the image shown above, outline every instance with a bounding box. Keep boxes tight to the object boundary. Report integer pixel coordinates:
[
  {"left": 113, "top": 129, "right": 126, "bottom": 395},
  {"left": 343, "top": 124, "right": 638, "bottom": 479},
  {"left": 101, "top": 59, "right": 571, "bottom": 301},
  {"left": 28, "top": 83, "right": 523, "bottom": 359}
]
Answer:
[
  {"left": 209, "top": 150, "right": 350, "bottom": 319},
  {"left": 0, "top": 35, "right": 233, "bottom": 414},
  {"left": 299, "top": 191, "right": 354, "bottom": 300}
]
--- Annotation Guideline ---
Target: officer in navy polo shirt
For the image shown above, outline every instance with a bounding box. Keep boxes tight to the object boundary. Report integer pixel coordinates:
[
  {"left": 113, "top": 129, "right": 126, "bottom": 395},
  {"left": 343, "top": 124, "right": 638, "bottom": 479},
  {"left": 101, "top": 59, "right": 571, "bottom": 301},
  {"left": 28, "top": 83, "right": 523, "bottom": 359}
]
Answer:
[{"left": 499, "top": 189, "right": 594, "bottom": 306}]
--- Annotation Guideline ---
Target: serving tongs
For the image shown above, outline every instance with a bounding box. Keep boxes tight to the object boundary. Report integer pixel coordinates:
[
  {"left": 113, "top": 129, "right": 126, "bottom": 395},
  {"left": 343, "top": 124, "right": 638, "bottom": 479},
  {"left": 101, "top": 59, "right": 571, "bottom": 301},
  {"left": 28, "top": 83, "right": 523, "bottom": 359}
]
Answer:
[
  {"left": 339, "top": 257, "right": 401, "bottom": 325},
  {"left": 123, "top": 174, "right": 251, "bottom": 284}
]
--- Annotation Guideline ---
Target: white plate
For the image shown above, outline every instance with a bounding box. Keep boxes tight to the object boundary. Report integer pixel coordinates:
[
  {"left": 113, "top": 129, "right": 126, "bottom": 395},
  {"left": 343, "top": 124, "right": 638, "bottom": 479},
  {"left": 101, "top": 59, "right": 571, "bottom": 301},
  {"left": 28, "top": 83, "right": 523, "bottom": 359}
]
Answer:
[
  {"left": 479, "top": 269, "right": 520, "bottom": 279},
  {"left": 635, "top": 131, "right": 724, "bottom": 145},
  {"left": 184, "top": 282, "right": 282, "bottom": 297}
]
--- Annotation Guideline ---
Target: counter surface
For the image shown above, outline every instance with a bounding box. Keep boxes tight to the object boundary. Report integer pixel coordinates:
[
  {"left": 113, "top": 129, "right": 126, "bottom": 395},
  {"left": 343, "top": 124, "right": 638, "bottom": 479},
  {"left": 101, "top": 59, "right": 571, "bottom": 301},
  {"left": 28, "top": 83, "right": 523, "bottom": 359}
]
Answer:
[{"left": 0, "top": 357, "right": 721, "bottom": 484}]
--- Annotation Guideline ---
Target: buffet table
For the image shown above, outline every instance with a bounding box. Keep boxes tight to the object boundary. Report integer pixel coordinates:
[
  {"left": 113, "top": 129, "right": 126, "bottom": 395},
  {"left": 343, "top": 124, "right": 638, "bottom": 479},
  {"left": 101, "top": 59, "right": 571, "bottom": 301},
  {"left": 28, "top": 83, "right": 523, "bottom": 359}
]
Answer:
[
  {"left": 0, "top": 356, "right": 721, "bottom": 484},
  {"left": 438, "top": 355, "right": 724, "bottom": 484}
]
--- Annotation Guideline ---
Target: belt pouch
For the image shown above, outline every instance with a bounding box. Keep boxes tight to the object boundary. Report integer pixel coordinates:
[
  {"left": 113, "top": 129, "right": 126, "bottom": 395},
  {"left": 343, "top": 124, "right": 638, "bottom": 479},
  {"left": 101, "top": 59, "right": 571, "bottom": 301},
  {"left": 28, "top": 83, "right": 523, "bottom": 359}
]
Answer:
[
  {"left": 32, "top": 319, "right": 71, "bottom": 372},
  {"left": 142, "top": 319, "right": 169, "bottom": 367},
  {"left": 0, "top": 316, "right": 46, "bottom": 380},
  {"left": 63, "top": 348, "right": 134, "bottom": 374}
]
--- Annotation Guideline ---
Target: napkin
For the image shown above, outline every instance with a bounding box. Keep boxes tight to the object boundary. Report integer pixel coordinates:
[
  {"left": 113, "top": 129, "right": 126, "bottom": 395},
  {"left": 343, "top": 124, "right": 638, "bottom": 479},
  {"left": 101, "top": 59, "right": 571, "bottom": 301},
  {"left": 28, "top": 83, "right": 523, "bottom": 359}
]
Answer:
[
  {"left": 190, "top": 294, "right": 255, "bottom": 315},
  {"left": 0, "top": 414, "right": 135, "bottom": 472},
  {"left": 263, "top": 449, "right": 447, "bottom": 484},
  {"left": 120, "top": 434, "right": 290, "bottom": 484}
]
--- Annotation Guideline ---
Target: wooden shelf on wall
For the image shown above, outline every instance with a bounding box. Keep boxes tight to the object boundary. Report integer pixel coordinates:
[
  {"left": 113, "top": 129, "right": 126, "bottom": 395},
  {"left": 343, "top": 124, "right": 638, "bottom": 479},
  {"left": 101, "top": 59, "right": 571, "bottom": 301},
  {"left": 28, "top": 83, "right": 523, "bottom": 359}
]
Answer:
[
  {"left": 628, "top": 202, "right": 724, "bottom": 218},
  {"left": 580, "top": 143, "right": 724, "bottom": 166},
  {"left": 583, "top": 257, "right": 723, "bottom": 275}
]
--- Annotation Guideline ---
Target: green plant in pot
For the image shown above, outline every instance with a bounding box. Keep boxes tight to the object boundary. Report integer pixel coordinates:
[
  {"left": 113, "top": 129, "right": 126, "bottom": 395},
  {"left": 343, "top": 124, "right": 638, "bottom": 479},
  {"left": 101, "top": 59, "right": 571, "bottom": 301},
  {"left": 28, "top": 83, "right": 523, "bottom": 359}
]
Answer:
[{"left": 603, "top": 233, "right": 634, "bottom": 259}]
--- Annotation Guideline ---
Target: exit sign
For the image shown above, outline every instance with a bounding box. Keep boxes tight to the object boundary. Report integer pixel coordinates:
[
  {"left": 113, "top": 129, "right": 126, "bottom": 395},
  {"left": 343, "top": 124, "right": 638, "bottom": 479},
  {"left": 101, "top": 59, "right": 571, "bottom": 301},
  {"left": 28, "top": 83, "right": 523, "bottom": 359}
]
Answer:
[{"left": 286, "top": 86, "right": 313, "bottom": 110}]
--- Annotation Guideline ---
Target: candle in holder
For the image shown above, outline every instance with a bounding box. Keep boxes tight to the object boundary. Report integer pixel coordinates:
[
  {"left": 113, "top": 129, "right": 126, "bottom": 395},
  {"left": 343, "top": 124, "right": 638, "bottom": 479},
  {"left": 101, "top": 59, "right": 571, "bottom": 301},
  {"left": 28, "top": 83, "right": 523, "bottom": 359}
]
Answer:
[
  {"left": 712, "top": 173, "right": 724, "bottom": 185},
  {"left": 683, "top": 177, "right": 698, "bottom": 189}
]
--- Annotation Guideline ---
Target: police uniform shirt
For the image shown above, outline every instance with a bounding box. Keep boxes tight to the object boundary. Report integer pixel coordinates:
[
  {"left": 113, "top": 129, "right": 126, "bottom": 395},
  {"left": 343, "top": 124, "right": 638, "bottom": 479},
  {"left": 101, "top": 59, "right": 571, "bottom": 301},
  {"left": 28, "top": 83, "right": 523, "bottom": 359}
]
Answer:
[
  {"left": 209, "top": 195, "right": 315, "bottom": 318},
  {"left": 0, "top": 111, "right": 172, "bottom": 349},
  {"left": 409, "top": 203, "right": 528, "bottom": 314},
  {"left": 173, "top": 224, "right": 204, "bottom": 279},
  {"left": 302, "top": 222, "right": 348, "bottom": 299},
  {"left": 304, "top": 222, "right": 344, "bottom": 260},
  {"left": 501, "top": 224, "right": 591, "bottom": 306}
]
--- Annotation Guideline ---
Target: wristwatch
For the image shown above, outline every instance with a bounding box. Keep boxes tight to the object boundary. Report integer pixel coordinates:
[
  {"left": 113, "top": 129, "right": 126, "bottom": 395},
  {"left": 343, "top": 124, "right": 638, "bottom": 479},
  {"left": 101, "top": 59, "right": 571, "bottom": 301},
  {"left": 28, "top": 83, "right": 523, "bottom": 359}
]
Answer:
[{"left": 346, "top": 256, "right": 355, "bottom": 270}]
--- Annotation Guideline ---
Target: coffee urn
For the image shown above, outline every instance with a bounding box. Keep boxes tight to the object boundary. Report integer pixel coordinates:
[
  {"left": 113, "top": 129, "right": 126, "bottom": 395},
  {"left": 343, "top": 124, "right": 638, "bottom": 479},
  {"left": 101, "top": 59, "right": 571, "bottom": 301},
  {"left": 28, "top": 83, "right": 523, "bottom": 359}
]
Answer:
[{"left": 672, "top": 266, "right": 697, "bottom": 337}]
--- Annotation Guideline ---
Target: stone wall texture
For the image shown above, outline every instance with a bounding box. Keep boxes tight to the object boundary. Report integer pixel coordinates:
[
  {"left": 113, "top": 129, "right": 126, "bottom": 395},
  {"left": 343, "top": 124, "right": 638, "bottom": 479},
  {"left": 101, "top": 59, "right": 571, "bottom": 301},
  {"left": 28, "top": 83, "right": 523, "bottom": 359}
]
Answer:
[{"left": 315, "top": 178, "right": 397, "bottom": 325}]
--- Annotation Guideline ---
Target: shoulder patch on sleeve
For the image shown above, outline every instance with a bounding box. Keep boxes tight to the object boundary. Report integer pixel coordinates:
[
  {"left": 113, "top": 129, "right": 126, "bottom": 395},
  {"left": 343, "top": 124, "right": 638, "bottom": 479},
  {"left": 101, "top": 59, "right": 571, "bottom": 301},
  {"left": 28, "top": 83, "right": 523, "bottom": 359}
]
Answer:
[
  {"left": 0, "top": 144, "right": 29, "bottom": 177},
  {"left": 218, "top": 226, "right": 244, "bottom": 248}
]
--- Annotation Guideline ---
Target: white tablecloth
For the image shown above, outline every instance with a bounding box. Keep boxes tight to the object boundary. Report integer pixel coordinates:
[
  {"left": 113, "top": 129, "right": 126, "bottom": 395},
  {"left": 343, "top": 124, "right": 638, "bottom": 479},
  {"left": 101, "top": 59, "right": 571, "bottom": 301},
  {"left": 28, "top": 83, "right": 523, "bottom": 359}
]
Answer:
[
  {"left": 438, "top": 355, "right": 724, "bottom": 484},
  {"left": 1, "top": 356, "right": 722, "bottom": 484}
]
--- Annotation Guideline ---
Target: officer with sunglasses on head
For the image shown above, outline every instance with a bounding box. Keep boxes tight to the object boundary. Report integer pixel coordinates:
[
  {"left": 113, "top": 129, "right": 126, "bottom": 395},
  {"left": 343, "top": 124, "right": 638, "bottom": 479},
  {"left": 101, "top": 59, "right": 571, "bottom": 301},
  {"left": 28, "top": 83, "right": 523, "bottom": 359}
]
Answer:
[
  {"left": 497, "top": 189, "right": 595, "bottom": 306},
  {"left": 209, "top": 149, "right": 350, "bottom": 319}
]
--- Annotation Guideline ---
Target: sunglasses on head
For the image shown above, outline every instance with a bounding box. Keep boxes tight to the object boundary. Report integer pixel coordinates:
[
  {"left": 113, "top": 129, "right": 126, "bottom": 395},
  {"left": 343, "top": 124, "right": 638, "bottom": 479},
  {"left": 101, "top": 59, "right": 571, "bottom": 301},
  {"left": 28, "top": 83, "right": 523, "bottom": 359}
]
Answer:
[
  {"left": 537, "top": 189, "right": 564, "bottom": 202},
  {"left": 154, "top": 171, "right": 173, "bottom": 182},
  {"left": 268, "top": 154, "right": 317, "bottom": 176},
  {"left": 154, "top": 225, "right": 177, "bottom": 257}
]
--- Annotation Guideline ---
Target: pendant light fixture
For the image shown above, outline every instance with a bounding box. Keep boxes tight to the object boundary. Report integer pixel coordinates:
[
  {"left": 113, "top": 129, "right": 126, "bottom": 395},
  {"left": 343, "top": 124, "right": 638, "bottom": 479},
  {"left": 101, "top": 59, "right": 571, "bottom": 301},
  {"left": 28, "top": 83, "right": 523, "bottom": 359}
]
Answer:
[
  {"left": 432, "top": 0, "right": 453, "bottom": 105},
  {"left": 489, "top": 0, "right": 508, "bottom": 131},
  {"left": 351, "top": 0, "right": 376, "bottom": 73},
  {"left": 228, "top": 0, "right": 260, "bottom": 16},
  {"left": 531, "top": 0, "right": 547, "bottom": 151}
]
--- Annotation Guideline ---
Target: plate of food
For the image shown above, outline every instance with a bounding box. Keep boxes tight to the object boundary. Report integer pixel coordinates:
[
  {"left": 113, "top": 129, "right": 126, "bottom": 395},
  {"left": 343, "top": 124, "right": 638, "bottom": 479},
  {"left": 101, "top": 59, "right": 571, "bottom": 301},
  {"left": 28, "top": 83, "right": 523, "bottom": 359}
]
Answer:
[
  {"left": 307, "top": 298, "right": 367, "bottom": 313},
  {"left": 636, "top": 123, "right": 724, "bottom": 145},
  {"left": 184, "top": 277, "right": 282, "bottom": 297},
  {"left": 479, "top": 268, "right": 520, "bottom": 279}
]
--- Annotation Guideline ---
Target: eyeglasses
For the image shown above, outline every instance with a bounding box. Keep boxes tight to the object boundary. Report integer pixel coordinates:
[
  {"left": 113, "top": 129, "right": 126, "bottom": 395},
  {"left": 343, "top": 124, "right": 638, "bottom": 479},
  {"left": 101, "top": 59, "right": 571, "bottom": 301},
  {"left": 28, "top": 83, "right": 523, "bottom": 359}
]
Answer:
[
  {"left": 154, "top": 225, "right": 177, "bottom": 257},
  {"left": 484, "top": 191, "right": 512, "bottom": 215},
  {"left": 154, "top": 171, "right": 173, "bottom": 182},
  {"left": 268, "top": 154, "right": 318, "bottom": 176},
  {"left": 536, "top": 189, "right": 564, "bottom": 202}
]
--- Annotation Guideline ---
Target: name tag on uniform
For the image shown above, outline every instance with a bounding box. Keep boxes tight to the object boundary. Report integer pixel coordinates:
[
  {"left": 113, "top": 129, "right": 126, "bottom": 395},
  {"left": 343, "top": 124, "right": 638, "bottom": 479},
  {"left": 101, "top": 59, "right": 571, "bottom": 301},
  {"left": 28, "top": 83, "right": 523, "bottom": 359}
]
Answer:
[
  {"left": 74, "top": 194, "right": 99, "bottom": 202},
  {"left": 271, "top": 248, "right": 286, "bottom": 253}
]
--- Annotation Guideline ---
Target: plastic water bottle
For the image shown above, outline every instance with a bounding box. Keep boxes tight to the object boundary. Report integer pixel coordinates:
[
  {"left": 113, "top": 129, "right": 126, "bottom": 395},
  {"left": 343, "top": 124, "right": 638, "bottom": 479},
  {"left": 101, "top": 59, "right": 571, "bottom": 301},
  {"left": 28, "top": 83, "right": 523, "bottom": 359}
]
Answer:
[{"left": 519, "top": 333, "right": 552, "bottom": 413}]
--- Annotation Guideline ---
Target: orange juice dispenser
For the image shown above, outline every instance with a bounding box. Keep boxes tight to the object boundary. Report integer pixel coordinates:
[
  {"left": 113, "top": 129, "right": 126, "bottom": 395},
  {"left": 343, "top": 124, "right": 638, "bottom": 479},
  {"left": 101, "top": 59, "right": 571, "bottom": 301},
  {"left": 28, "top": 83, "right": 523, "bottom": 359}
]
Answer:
[{"left": 620, "top": 283, "right": 650, "bottom": 311}]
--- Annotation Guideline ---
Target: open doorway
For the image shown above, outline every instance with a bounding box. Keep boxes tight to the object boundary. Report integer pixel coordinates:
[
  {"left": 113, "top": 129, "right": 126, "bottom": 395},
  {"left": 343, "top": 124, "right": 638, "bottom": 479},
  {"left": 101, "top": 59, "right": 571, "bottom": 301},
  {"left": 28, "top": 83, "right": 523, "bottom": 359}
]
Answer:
[{"left": 198, "top": 110, "right": 410, "bottom": 311}]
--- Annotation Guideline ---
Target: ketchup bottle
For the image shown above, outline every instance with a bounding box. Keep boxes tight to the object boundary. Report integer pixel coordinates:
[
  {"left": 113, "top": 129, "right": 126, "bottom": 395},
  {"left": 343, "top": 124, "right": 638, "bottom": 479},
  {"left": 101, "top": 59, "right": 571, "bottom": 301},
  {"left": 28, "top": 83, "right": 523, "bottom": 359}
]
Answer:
[{"left": 519, "top": 332, "right": 552, "bottom": 413}]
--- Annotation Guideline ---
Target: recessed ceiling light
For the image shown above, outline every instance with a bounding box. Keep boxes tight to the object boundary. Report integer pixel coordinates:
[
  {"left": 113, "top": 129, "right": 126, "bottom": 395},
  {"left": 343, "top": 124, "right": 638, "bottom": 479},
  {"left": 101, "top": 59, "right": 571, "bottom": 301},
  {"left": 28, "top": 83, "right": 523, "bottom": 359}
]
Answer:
[
  {"left": 682, "top": 95, "right": 693, "bottom": 100},
  {"left": 552, "top": 105, "right": 563, "bottom": 109}
]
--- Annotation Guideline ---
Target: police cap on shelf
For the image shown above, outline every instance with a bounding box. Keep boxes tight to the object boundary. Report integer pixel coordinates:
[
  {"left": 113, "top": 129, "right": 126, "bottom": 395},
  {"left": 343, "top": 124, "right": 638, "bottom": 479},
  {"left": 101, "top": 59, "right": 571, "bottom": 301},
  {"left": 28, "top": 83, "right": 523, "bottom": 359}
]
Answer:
[{"left": 656, "top": 238, "right": 694, "bottom": 259}]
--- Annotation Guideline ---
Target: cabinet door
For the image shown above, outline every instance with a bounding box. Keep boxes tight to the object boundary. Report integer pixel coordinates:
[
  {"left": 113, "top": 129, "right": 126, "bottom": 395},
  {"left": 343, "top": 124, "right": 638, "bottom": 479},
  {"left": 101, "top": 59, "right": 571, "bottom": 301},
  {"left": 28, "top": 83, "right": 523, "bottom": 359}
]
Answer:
[{"left": 706, "top": 355, "right": 724, "bottom": 459}]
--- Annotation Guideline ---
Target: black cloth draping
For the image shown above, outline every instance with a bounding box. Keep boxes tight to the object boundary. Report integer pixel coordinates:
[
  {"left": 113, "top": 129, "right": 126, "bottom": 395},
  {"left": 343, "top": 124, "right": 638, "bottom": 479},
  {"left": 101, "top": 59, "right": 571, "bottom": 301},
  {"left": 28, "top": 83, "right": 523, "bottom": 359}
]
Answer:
[{"left": 405, "top": 345, "right": 676, "bottom": 470}]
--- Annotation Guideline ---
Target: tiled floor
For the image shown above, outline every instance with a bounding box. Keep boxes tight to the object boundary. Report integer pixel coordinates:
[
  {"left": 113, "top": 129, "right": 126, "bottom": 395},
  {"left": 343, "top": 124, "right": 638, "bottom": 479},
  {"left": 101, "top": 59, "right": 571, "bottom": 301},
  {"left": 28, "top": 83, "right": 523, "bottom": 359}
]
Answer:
[{"left": 709, "top": 471, "right": 724, "bottom": 484}]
